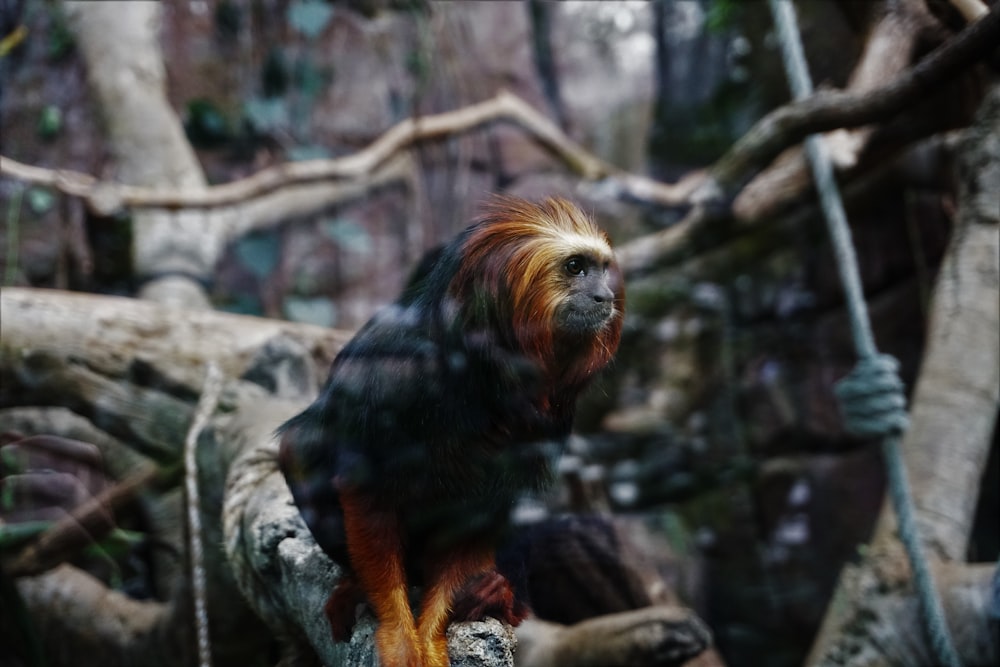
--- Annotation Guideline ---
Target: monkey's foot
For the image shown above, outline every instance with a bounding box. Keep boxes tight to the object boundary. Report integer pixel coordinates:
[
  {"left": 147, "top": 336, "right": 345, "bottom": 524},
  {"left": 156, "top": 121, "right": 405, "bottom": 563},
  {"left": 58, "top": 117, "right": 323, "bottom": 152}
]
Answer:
[
  {"left": 451, "top": 569, "right": 529, "bottom": 627},
  {"left": 375, "top": 624, "right": 425, "bottom": 667},
  {"left": 324, "top": 576, "right": 366, "bottom": 641}
]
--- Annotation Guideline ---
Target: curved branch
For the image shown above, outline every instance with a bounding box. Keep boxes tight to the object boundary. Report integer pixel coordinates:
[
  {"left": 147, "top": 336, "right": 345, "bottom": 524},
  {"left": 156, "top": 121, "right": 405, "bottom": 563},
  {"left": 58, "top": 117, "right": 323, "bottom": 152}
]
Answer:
[
  {"left": 0, "top": 90, "right": 697, "bottom": 215},
  {"left": 2, "top": 7, "right": 995, "bottom": 283},
  {"left": 706, "top": 5, "right": 1000, "bottom": 197}
]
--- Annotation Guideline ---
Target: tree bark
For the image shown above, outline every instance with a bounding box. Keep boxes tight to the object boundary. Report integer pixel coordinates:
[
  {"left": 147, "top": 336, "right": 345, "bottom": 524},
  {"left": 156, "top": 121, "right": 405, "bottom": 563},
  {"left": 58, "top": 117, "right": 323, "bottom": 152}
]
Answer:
[
  {"left": 64, "top": 0, "right": 213, "bottom": 307},
  {"left": 805, "top": 79, "right": 1000, "bottom": 667},
  {"left": 0, "top": 287, "right": 517, "bottom": 666}
]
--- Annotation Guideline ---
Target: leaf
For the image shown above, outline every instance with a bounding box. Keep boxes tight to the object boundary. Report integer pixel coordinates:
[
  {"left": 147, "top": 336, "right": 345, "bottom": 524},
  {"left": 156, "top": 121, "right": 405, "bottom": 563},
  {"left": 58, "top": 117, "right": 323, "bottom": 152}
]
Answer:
[
  {"left": 283, "top": 296, "right": 337, "bottom": 327},
  {"left": 294, "top": 59, "right": 327, "bottom": 98},
  {"left": 243, "top": 97, "right": 289, "bottom": 132},
  {"left": 0, "top": 520, "right": 52, "bottom": 549},
  {"left": 320, "top": 218, "right": 372, "bottom": 255},
  {"left": 37, "top": 105, "right": 62, "bottom": 139},
  {"left": 235, "top": 233, "right": 280, "bottom": 278},
  {"left": 288, "top": 0, "right": 333, "bottom": 40},
  {"left": 218, "top": 294, "right": 262, "bottom": 316},
  {"left": 26, "top": 187, "right": 55, "bottom": 214},
  {"left": 286, "top": 144, "right": 331, "bottom": 162}
]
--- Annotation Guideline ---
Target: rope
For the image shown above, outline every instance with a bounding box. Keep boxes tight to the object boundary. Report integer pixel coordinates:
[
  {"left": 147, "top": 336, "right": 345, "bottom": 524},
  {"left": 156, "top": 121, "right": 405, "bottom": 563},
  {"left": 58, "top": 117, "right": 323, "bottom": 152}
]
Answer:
[
  {"left": 766, "top": 2, "right": 962, "bottom": 665},
  {"left": 185, "top": 362, "right": 224, "bottom": 667}
]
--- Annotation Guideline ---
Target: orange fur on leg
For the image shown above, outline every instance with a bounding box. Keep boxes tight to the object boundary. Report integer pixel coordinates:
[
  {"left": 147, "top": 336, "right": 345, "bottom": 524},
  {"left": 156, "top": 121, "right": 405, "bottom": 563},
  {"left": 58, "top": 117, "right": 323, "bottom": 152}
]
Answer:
[
  {"left": 340, "top": 491, "right": 422, "bottom": 667},
  {"left": 416, "top": 548, "right": 496, "bottom": 667}
]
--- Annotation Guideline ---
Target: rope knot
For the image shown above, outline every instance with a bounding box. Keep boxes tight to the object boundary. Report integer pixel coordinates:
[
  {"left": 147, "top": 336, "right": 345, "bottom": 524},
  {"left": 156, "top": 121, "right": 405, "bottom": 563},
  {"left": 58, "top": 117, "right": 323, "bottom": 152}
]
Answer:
[{"left": 834, "top": 354, "right": 910, "bottom": 438}]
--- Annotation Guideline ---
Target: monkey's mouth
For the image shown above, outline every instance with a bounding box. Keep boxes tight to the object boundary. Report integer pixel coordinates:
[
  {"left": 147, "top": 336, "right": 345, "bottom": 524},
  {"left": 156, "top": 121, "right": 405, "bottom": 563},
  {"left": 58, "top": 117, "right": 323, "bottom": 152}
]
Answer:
[{"left": 557, "top": 303, "right": 615, "bottom": 334}]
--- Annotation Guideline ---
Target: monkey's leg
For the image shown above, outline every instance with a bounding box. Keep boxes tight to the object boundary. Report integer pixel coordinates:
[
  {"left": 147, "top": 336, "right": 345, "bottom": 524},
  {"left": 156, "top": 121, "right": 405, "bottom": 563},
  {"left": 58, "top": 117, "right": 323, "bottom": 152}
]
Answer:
[
  {"left": 340, "top": 491, "right": 421, "bottom": 667},
  {"left": 416, "top": 546, "right": 496, "bottom": 667}
]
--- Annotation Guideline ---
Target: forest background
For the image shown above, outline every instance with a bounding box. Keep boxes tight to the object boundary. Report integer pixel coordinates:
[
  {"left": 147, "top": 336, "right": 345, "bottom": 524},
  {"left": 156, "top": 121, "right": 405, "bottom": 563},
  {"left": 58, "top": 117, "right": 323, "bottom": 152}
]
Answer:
[{"left": 0, "top": 1, "right": 997, "bottom": 666}]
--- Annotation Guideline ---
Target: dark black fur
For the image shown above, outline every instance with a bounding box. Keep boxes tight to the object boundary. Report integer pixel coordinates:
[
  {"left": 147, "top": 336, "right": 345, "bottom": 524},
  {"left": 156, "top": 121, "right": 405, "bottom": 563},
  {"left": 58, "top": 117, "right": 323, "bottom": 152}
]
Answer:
[{"left": 278, "top": 232, "right": 569, "bottom": 574}]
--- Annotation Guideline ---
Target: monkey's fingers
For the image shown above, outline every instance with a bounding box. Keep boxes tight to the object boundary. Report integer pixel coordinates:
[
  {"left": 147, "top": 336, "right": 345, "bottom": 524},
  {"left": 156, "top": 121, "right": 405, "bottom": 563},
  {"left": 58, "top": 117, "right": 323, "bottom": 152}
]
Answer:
[
  {"left": 451, "top": 569, "right": 529, "bottom": 627},
  {"left": 323, "top": 575, "right": 366, "bottom": 642}
]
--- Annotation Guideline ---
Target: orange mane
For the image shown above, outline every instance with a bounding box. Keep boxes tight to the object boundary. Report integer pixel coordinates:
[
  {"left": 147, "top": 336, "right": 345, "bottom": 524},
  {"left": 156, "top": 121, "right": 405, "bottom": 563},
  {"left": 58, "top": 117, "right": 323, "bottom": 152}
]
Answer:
[{"left": 450, "top": 196, "right": 624, "bottom": 387}]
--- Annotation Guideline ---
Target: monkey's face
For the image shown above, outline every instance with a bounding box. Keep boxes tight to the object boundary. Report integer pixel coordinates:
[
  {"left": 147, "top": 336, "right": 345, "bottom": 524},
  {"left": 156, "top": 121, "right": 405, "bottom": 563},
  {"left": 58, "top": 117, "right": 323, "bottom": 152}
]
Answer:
[{"left": 553, "top": 252, "right": 621, "bottom": 335}]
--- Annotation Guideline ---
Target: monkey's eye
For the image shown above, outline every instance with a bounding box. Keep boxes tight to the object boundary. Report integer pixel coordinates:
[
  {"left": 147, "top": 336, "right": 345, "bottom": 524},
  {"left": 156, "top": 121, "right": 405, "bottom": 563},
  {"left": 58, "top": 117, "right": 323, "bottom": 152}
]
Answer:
[{"left": 564, "top": 257, "right": 586, "bottom": 276}]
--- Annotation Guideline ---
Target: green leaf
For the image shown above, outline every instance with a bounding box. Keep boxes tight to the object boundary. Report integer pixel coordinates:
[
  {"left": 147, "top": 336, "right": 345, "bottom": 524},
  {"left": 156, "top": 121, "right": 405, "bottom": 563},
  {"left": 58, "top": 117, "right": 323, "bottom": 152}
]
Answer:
[
  {"left": 184, "top": 98, "right": 230, "bottom": 147},
  {"left": 0, "top": 520, "right": 52, "bottom": 549},
  {"left": 217, "top": 293, "right": 262, "bottom": 316},
  {"left": 26, "top": 187, "right": 55, "bottom": 214},
  {"left": 288, "top": 0, "right": 334, "bottom": 40},
  {"left": 320, "top": 218, "right": 372, "bottom": 255},
  {"left": 286, "top": 144, "right": 331, "bottom": 162},
  {"left": 244, "top": 97, "right": 289, "bottom": 132},
  {"left": 706, "top": 0, "right": 739, "bottom": 32},
  {"left": 294, "top": 59, "right": 327, "bottom": 98},
  {"left": 37, "top": 105, "right": 62, "bottom": 139},
  {"left": 283, "top": 296, "right": 336, "bottom": 327},
  {"left": 235, "top": 233, "right": 280, "bottom": 278}
]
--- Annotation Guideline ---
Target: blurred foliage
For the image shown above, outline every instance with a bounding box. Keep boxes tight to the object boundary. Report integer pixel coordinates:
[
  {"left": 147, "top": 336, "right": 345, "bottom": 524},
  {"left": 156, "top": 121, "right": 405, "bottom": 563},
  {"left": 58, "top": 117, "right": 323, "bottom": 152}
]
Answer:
[
  {"left": 283, "top": 295, "right": 337, "bottom": 327},
  {"left": 243, "top": 96, "right": 290, "bottom": 134},
  {"left": 235, "top": 232, "right": 281, "bottom": 279},
  {"left": 706, "top": 0, "right": 742, "bottom": 33},
  {"left": 25, "top": 187, "right": 53, "bottom": 215},
  {"left": 214, "top": 0, "right": 242, "bottom": 41},
  {"left": 320, "top": 217, "right": 372, "bottom": 255},
  {"left": 45, "top": 4, "right": 72, "bottom": 61},
  {"left": 260, "top": 48, "right": 290, "bottom": 98},
  {"left": 184, "top": 98, "right": 231, "bottom": 149},
  {"left": 35, "top": 104, "right": 60, "bottom": 139},
  {"left": 288, "top": 0, "right": 334, "bottom": 40}
]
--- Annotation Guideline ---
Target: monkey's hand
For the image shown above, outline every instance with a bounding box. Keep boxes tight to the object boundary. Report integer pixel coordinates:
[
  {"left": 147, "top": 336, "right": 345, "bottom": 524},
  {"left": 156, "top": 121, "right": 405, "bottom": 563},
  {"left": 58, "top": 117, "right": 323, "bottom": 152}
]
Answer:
[
  {"left": 323, "top": 575, "right": 366, "bottom": 642},
  {"left": 451, "top": 569, "right": 529, "bottom": 627}
]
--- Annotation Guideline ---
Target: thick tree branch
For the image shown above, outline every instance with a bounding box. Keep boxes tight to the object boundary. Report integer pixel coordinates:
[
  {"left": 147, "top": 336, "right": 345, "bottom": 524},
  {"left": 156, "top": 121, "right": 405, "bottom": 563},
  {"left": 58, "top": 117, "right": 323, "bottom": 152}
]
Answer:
[
  {"left": 1, "top": 288, "right": 517, "bottom": 666},
  {"left": 805, "top": 78, "right": 1000, "bottom": 667},
  {"left": 705, "top": 5, "right": 999, "bottom": 197}
]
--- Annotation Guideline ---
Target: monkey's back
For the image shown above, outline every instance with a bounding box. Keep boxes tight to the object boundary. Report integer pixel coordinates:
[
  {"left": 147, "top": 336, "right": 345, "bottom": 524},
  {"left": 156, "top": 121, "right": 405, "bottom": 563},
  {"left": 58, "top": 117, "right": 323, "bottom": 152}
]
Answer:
[{"left": 278, "top": 240, "right": 571, "bottom": 571}]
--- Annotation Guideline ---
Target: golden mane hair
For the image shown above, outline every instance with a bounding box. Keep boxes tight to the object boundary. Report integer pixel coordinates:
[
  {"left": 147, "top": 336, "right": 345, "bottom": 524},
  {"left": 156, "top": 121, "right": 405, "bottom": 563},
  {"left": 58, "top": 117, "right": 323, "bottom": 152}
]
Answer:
[{"left": 451, "top": 196, "right": 624, "bottom": 386}]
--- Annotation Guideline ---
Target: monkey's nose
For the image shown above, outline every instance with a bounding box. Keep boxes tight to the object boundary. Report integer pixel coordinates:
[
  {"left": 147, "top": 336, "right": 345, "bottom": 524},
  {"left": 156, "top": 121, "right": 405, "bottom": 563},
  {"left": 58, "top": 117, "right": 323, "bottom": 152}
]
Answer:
[{"left": 593, "top": 285, "right": 615, "bottom": 303}]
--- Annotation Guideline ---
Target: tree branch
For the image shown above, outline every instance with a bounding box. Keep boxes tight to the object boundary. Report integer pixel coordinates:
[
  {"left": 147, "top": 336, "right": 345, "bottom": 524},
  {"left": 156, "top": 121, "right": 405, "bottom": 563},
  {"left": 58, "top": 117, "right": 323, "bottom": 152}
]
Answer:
[
  {"left": 0, "top": 90, "right": 696, "bottom": 215},
  {"left": 705, "top": 4, "right": 999, "bottom": 198},
  {"left": 805, "top": 78, "right": 1000, "bottom": 667}
]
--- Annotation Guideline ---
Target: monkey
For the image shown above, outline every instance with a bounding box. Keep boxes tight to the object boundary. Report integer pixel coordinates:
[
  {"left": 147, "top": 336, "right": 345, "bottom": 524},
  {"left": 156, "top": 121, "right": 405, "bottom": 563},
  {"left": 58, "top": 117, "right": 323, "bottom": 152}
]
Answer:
[{"left": 278, "top": 195, "right": 624, "bottom": 667}]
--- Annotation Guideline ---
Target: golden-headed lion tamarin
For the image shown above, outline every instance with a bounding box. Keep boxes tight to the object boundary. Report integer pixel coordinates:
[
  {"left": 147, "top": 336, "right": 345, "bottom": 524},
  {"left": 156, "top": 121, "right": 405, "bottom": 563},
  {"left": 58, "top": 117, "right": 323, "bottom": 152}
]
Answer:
[{"left": 278, "top": 196, "right": 624, "bottom": 667}]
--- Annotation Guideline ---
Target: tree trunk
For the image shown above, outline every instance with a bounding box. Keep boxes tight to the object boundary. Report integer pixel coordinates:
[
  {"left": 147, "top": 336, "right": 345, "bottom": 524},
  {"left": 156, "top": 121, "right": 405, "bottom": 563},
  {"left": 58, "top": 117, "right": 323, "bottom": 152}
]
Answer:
[{"left": 805, "top": 79, "right": 1000, "bottom": 667}]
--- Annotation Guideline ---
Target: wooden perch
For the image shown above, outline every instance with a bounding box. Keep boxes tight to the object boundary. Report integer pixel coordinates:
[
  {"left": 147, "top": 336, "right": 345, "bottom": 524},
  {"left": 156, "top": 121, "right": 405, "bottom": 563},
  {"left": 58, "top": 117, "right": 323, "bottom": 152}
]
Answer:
[
  {"left": 0, "top": 289, "right": 518, "bottom": 666},
  {"left": 2, "top": 287, "right": 717, "bottom": 666},
  {"left": 515, "top": 605, "right": 713, "bottom": 667},
  {"left": 219, "top": 395, "right": 517, "bottom": 667}
]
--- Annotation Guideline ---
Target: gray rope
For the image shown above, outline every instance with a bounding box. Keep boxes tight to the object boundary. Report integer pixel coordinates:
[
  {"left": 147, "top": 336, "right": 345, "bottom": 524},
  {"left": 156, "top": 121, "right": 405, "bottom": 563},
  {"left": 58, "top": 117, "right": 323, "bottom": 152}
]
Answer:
[{"left": 766, "top": 1, "right": 962, "bottom": 665}]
